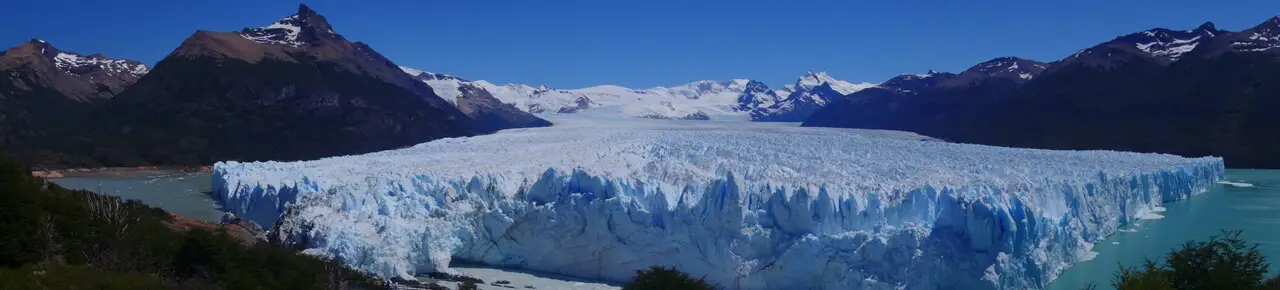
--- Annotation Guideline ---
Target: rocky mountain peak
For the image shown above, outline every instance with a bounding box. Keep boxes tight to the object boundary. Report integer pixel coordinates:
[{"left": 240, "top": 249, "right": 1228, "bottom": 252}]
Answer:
[
  {"left": 239, "top": 4, "right": 339, "bottom": 47},
  {"left": 1224, "top": 16, "right": 1280, "bottom": 53}
]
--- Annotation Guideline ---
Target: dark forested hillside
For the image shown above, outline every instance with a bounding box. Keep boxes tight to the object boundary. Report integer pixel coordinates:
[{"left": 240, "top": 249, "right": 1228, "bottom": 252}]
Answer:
[{"left": 0, "top": 155, "right": 378, "bottom": 289}]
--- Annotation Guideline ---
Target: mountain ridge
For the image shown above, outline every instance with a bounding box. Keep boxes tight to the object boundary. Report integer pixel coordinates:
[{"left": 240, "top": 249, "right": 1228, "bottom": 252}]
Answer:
[{"left": 803, "top": 15, "right": 1280, "bottom": 168}]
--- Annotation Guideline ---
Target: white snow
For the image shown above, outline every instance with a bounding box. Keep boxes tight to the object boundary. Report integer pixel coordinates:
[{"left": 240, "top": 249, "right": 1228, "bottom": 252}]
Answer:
[
  {"left": 400, "top": 66, "right": 426, "bottom": 77},
  {"left": 1019, "top": 73, "right": 1034, "bottom": 80},
  {"left": 240, "top": 14, "right": 306, "bottom": 47},
  {"left": 1218, "top": 181, "right": 1255, "bottom": 188},
  {"left": 1134, "top": 35, "right": 1202, "bottom": 61},
  {"left": 213, "top": 115, "right": 1223, "bottom": 290},
  {"left": 398, "top": 67, "right": 871, "bottom": 121},
  {"left": 794, "top": 71, "right": 876, "bottom": 95},
  {"left": 52, "top": 52, "right": 150, "bottom": 78}
]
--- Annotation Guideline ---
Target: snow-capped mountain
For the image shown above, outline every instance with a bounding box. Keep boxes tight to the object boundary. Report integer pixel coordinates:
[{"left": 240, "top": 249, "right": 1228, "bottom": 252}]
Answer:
[
  {"left": 793, "top": 71, "right": 875, "bottom": 95},
  {"left": 1055, "top": 22, "right": 1221, "bottom": 70},
  {"left": 749, "top": 71, "right": 876, "bottom": 122},
  {"left": 1189, "top": 16, "right": 1280, "bottom": 58},
  {"left": 1228, "top": 17, "right": 1280, "bottom": 53},
  {"left": 0, "top": 38, "right": 149, "bottom": 101},
  {"left": 399, "top": 67, "right": 853, "bottom": 121},
  {"left": 238, "top": 5, "right": 339, "bottom": 47},
  {"left": 939, "top": 57, "right": 1047, "bottom": 88},
  {"left": 875, "top": 70, "right": 959, "bottom": 95}
]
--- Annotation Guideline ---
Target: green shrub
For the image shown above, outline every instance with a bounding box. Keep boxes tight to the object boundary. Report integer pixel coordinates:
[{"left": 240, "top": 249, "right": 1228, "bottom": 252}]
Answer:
[
  {"left": 0, "top": 155, "right": 376, "bottom": 289},
  {"left": 624, "top": 266, "right": 716, "bottom": 290},
  {"left": 1108, "top": 230, "right": 1280, "bottom": 290}
]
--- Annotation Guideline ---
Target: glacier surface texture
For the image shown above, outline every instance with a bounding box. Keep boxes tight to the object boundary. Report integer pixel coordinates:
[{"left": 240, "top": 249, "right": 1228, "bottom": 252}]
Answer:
[{"left": 213, "top": 116, "right": 1223, "bottom": 290}]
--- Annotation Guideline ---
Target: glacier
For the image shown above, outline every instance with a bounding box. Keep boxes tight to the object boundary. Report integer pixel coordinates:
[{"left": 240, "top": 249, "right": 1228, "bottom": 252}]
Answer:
[{"left": 212, "top": 116, "right": 1222, "bottom": 289}]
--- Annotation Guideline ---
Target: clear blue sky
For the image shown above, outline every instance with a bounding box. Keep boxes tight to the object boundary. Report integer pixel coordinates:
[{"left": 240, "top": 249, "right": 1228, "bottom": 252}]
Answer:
[{"left": 3, "top": 0, "right": 1278, "bottom": 88}]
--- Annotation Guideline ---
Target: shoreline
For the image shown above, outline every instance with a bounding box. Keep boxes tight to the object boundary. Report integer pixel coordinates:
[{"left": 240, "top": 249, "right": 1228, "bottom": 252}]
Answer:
[{"left": 33, "top": 165, "right": 213, "bottom": 179}]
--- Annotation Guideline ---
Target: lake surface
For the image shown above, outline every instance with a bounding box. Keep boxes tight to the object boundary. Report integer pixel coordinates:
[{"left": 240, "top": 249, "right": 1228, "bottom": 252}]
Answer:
[
  {"left": 49, "top": 171, "right": 222, "bottom": 222},
  {"left": 41, "top": 169, "right": 1280, "bottom": 289},
  {"left": 1046, "top": 169, "right": 1280, "bottom": 289}
]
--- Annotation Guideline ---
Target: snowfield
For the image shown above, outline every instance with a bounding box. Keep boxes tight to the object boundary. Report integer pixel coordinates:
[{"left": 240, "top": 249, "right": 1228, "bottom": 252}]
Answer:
[{"left": 213, "top": 115, "right": 1222, "bottom": 290}]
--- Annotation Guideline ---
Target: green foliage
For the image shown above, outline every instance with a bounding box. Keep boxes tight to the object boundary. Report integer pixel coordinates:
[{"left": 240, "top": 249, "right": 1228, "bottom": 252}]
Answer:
[
  {"left": 0, "top": 264, "right": 168, "bottom": 290},
  {"left": 0, "top": 156, "right": 43, "bottom": 267},
  {"left": 1107, "top": 230, "right": 1280, "bottom": 290},
  {"left": 623, "top": 266, "right": 717, "bottom": 290},
  {"left": 0, "top": 155, "right": 377, "bottom": 289}
]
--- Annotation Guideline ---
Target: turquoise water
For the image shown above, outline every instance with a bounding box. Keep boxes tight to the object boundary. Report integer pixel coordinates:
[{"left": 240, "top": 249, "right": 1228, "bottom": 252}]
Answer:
[
  {"left": 49, "top": 172, "right": 222, "bottom": 222},
  {"left": 1047, "top": 169, "right": 1280, "bottom": 289}
]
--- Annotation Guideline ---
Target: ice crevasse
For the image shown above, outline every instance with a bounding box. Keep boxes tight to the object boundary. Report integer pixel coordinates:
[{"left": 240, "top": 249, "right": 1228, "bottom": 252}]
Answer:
[{"left": 212, "top": 119, "right": 1223, "bottom": 289}]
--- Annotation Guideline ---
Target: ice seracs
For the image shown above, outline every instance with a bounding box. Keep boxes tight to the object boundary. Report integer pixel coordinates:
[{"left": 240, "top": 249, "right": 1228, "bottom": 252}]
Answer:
[{"left": 213, "top": 115, "right": 1223, "bottom": 290}]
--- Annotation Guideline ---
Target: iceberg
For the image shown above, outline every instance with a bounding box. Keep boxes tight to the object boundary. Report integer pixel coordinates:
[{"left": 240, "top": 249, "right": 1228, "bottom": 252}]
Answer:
[{"left": 212, "top": 116, "right": 1222, "bottom": 289}]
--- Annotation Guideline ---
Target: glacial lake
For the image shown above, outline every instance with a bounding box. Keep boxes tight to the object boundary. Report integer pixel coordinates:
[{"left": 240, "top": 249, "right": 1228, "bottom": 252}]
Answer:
[
  {"left": 1046, "top": 169, "right": 1280, "bottom": 289},
  {"left": 49, "top": 171, "right": 222, "bottom": 222},
  {"left": 43, "top": 169, "right": 1280, "bottom": 289}
]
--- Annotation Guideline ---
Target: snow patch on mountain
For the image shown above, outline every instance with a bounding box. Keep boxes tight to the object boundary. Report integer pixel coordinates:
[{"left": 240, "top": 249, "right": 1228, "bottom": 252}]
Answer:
[
  {"left": 241, "top": 14, "right": 305, "bottom": 47},
  {"left": 1231, "top": 17, "right": 1280, "bottom": 53},
  {"left": 213, "top": 115, "right": 1223, "bottom": 290},
  {"left": 52, "top": 52, "right": 150, "bottom": 78}
]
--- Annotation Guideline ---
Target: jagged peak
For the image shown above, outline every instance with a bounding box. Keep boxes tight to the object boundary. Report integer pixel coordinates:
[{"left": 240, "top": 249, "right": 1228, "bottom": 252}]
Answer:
[
  {"left": 1197, "top": 21, "right": 1216, "bottom": 31},
  {"left": 239, "top": 4, "right": 337, "bottom": 47}
]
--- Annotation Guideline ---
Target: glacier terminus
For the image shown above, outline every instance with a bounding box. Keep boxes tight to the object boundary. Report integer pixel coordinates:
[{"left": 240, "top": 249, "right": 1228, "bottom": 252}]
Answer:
[{"left": 213, "top": 115, "right": 1223, "bottom": 289}]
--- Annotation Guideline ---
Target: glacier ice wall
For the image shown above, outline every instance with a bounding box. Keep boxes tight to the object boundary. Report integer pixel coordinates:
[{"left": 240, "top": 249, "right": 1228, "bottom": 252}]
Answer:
[{"left": 212, "top": 117, "right": 1223, "bottom": 289}]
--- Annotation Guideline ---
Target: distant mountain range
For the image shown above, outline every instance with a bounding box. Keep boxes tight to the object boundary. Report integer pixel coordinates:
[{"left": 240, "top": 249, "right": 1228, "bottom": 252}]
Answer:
[
  {"left": 400, "top": 68, "right": 875, "bottom": 121},
  {"left": 6, "top": 4, "right": 1280, "bottom": 168},
  {"left": 805, "top": 17, "right": 1280, "bottom": 168},
  {"left": 0, "top": 4, "right": 547, "bottom": 169}
]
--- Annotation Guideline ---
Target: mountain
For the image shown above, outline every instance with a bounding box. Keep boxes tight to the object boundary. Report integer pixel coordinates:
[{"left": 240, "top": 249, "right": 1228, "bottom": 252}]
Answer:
[
  {"left": 938, "top": 57, "right": 1047, "bottom": 88},
  {"left": 0, "top": 39, "right": 150, "bottom": 167},
  {"left": 749, "top": 71, "right": 876, "bottom": 121},
  {"left": 804, "top": 17, "right": 1280, "bottom": 168},
  {"left": 1, "top": 38, "right": 149, "bottom": 102},
  {"left": 0, "top": 4, "right": 551, "bottom": 168},
  {"left": 875, "top": 70, "right": 958, "bottom": 95},
  {"left": 398, "top": 67, "right": 816, "bottom": 120},
  {"left": 402, "top": 68, "right": 551, "bottom": 131},
  {"left": 1046, "top": 22, "right": 1221, "bottom": 74}
]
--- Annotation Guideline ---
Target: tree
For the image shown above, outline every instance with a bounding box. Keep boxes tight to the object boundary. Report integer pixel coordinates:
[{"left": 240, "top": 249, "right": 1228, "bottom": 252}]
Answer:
[
  {"left": 1110, "top": 230, "right": 1280, "bottom": 290},
  {"left": 624, "top": 266, "right": 717, "bottom": 290}
]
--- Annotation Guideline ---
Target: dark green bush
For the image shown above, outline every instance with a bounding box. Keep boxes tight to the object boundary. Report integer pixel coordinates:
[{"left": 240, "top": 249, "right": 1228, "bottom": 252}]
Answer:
[
  {"left": 0, "top": 155, "right": 377, "bottom": 289},
  {"left": 624, "top": 266, "right": 716, "bottom": 290},
  {"left": 1108, "top": 230, "right": 1280, "bottom": 290}
]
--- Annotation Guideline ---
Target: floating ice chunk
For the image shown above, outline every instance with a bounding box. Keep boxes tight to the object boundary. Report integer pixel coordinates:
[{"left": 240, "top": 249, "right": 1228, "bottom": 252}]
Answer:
[{"left": 1219, "top": 181, "right": 1256, "bottom": 188}]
